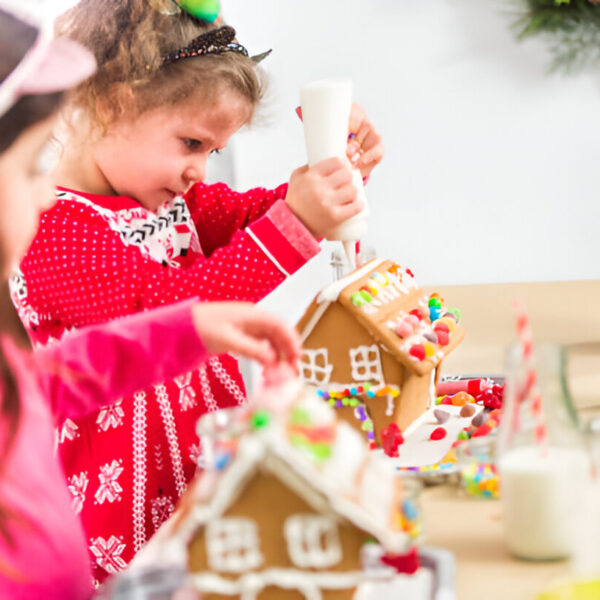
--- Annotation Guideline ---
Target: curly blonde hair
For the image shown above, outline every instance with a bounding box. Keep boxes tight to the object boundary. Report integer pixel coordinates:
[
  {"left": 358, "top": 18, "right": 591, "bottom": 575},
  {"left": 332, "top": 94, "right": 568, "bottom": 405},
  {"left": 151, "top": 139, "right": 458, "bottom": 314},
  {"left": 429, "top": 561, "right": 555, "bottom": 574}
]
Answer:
[{"left": 57, "top": 0, "right": 265, "bottom": 128}]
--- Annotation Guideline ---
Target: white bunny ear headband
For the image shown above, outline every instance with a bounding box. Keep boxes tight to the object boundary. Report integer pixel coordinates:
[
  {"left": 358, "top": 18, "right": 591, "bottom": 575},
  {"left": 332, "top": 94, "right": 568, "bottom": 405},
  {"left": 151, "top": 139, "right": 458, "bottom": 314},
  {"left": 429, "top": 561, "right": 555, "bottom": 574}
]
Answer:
[{"left": 0, "top": 1, "right": 96, "bottom": 120}]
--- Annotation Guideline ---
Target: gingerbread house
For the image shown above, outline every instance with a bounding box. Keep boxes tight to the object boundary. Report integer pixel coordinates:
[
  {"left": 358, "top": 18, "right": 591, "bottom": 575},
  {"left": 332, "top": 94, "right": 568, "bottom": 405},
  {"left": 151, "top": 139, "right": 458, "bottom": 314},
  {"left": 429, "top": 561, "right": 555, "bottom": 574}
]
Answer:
[
  {"left": 129, "top": 389, "right": 417, "bottom": 599},
  {"left": 297, "top": 258, "right": 464, "bottom": 446}
]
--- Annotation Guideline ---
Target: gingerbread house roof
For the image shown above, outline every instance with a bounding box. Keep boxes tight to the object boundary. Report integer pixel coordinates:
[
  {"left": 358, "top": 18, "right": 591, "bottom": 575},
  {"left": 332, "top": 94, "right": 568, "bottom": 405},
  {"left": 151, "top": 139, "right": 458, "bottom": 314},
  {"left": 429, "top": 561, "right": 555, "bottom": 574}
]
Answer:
[
  {"left": 130, "top": 387, "right": 410, "bottom": 570},
  {"left": 297, "top": 258, "right": 465, "bottom": 377}
]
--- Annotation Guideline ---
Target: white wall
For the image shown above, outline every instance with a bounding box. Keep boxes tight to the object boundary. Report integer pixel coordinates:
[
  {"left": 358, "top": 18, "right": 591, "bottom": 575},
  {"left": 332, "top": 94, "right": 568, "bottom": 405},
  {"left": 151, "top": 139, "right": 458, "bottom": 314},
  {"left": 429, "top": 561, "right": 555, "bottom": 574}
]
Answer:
[{"left": 210, "top": 0, "right": 600, "bottom": 286}]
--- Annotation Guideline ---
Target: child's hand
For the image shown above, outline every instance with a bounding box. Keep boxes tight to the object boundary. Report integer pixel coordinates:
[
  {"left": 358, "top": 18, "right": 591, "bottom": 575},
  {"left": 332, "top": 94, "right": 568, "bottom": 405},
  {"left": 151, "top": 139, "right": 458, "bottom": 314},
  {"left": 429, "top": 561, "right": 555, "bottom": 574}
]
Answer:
[
  {"left": 191, "top": 302, "right": 301, "bottom": 368},
  {"left": 346, "top": 103, "right": 384, "bottom": 180},
  {"left": 285, "top": 157, "right": 364, "bottom": 238},
  {"left": 295, "top": 103, "right": 384, "bottom": 179}
]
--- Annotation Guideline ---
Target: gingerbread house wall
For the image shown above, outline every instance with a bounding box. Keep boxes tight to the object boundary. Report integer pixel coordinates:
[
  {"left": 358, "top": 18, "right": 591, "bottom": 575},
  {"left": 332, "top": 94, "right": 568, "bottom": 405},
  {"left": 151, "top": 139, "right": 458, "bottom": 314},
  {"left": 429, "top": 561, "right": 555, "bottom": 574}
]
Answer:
[
  {"left": 301, "top": 303, "right": 405, "bottom": 391},
  {"left": 188, "top": 471, "right": 370, "bottom": 600}
]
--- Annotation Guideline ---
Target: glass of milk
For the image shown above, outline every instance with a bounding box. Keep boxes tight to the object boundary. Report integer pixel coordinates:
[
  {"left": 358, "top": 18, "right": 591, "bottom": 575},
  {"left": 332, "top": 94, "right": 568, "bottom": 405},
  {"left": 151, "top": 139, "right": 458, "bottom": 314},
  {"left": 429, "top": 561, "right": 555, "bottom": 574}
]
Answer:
[{"left": 497, "top": 344, "right": 591, "bottom": 561}]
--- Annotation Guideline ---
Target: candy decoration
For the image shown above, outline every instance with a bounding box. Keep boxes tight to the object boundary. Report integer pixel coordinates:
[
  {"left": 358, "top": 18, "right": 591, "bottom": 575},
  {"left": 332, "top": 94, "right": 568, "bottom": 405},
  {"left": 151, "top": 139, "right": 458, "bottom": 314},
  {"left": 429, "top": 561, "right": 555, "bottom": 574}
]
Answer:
[
  {"left": 381, "top": 423, "right": 404, "bottom": 457},
  {"left": 251, "top": 410, "right": 271, "bottom": 430},
  {"left": 436, "top": 331, "right": 450, "bottom": 346},
  {"left": 428, "top": 296, "right": 442, "bottom": 308},
  {"left": 423, "top": 342, "right": 435, "bottom": 358},
  {"left": 460, "top": 462, "right": 499, "bottom": 499},
  {"left": 433, "top": 321, "right": 449, "bottom": 333},
  {"left": 460, "top": 404, "right": 476, "bottom": 418},
  {"left": 177, "top": 0, "right": 220, "bottom": 22},
  {"left": 409, "top": 344, "right": 426, "bottom": 361},
  {"left": 430, "top": 427, "right": 447, "bottom": 441},
  {"left": 429, "top": 307, "right": 442, "bottom": 322},
  {"left": 433, "top": 409, "right": 450, "bottom": 424}
]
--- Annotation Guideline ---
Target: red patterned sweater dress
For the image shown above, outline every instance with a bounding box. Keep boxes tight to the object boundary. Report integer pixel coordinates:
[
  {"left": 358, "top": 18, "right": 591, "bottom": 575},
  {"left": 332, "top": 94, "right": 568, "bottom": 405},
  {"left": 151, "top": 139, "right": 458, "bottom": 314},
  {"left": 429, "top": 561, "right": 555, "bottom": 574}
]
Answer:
[{"left": 12, "top": 182, "right": 320, "bottom": 585}]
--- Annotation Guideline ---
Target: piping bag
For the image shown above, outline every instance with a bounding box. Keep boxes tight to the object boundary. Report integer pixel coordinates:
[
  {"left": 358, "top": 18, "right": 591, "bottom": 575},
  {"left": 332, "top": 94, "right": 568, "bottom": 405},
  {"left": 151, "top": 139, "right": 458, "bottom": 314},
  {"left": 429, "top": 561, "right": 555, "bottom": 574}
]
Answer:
[{"left": 300, "top": 78, "right": 368, "bottom": 269}]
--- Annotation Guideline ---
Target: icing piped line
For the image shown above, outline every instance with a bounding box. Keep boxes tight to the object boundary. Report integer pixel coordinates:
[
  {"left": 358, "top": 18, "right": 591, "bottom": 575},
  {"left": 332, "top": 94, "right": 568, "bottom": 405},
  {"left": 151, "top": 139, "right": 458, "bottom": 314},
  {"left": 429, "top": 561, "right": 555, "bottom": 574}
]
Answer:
[{"left": 317, "top": 258, "right": 386, "bottom": 303}]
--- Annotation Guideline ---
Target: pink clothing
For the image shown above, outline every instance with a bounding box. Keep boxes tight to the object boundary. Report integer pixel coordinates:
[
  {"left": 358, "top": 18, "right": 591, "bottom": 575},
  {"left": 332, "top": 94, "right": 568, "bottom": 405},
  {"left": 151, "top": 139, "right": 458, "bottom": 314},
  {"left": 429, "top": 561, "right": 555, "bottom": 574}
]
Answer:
[{"left": 0, "top": 300, "right": 207, "bottom": 600}]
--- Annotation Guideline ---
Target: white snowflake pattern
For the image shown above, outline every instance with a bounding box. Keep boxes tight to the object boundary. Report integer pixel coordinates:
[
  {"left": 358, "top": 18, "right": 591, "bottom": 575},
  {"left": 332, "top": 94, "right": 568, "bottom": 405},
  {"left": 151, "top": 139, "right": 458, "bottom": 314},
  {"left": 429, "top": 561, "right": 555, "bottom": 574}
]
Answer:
[
  {"left": 189, "top": 442, "right": 202, "bottom": 466},
  {"left": 174, "top": 372, "right": 197, "bottom": 411},
  {"left": 58, "top": 418, "right": 79, "bottom": 443},
  {"left": 89, "top": 536, "right": 128, "bottom": 574},
  {"left": 95, "top": 460, "right": 124, "bottom": 504},
  {"left": 96, "top": 400, "right": 125, "bottom": 432},
  {"left": 151, "top": 496, "right": 175, "bottom": 531},
  {"left": 67, "top": 471, "right": 89, "bottom": 514}
]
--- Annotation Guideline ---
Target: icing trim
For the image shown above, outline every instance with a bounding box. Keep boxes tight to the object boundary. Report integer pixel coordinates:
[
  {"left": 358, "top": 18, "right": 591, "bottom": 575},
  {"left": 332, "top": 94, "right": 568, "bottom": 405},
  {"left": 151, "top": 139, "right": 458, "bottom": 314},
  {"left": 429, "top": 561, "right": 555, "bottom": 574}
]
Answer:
[{"left": 317, "top": 258, "right": 386, "bottom": 303}]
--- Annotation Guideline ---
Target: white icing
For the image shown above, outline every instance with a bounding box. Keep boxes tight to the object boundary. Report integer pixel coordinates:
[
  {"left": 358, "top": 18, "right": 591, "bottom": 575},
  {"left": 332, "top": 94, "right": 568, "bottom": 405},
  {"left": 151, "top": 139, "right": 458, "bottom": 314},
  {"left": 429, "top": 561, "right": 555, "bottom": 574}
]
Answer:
[
  {"left": 206, "top": 517, "right": 263, "bottom": 573},
  {"left": 284, "top": 515, "right": 342, "bottom": 568},
  {"left": 300, "top": 348, "right": 333, "bottom": 386},
  {"left": 385, "top": 395, "right": 395, "bottom": 417},
  {"left": 429, "top": 368, "right": 437, "bottom": 408},
  {"left": 191, "top": 567, "right": 394, "bottom": 599},
  {"left": 300, "top": 301, "right": 331, "bottom": 342},
  {"left": 349, "top": 345, "right": 383, "bottom": 385},
  {"left": 317, "top": 258, "right": 386, "bottom": 303}
]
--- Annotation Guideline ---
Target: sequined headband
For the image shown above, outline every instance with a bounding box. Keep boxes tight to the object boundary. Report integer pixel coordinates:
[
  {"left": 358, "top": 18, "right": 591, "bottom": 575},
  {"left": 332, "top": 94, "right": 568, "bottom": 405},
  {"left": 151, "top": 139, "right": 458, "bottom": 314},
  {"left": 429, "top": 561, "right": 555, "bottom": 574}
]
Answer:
[{"left": 162, "top": 25, "right": 271, "bottom": 66}]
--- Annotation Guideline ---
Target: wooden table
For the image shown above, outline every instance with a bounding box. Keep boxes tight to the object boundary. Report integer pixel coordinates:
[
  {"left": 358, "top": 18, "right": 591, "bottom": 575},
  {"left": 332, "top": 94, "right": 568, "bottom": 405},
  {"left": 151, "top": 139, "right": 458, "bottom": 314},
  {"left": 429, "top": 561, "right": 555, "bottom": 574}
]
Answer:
[{"left": 420, "top": 280, "right": 600, "bottom": 600}]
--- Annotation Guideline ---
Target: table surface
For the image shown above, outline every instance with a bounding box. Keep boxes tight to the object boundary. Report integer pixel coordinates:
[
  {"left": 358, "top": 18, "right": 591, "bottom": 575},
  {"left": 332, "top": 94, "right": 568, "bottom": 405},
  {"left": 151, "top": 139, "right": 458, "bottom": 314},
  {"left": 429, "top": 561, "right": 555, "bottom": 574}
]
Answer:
[{"left": 420, "top": 280, "right": 600, "bottom": 600}]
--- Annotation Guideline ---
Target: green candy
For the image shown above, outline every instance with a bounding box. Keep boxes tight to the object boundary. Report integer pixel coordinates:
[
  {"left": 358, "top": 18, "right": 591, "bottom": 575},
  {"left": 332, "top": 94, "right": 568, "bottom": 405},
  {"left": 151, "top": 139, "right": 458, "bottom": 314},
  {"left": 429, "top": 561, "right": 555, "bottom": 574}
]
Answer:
[
  {"left": 447, "top": 308, "right": 462, "bottom": 322},
  {"left": 457, "top": 431, "right": 469, "bottom": 441},
  {"left": 178, "top": 0, "right": 220, "bottom": 23},
  {"left": 251, "top": 410, "right": 270, "bottom": 430}
]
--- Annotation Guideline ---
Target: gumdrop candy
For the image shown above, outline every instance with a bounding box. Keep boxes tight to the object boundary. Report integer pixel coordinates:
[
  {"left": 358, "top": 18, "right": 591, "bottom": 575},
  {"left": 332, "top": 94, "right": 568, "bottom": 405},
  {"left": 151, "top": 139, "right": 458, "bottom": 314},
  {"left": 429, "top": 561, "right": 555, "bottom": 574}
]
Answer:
[
  {"left": 436, "top": 331, "right": 450, "bottom": 346},
  {"left": 430, "top": 427, "right": 447, "bottom": 441},
  {"left": 381, "top": 423, "right": 404, "bottom": 457},
  {"left": 459, "top": 404, "right": 476, "bottom": 417},
  {"left": 434, "top": 409, "right": 450, "bottom": 424},
  {"left": 409, "top": 344, "right": 426, "bottom": 361}
]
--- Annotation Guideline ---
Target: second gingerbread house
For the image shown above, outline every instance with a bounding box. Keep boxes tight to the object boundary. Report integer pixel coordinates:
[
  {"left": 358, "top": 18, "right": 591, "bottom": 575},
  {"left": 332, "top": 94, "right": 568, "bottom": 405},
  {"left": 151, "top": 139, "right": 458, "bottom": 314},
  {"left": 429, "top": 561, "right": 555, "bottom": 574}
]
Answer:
[{"left": 297, "top": 258, "right": 464, "bottom": 446}]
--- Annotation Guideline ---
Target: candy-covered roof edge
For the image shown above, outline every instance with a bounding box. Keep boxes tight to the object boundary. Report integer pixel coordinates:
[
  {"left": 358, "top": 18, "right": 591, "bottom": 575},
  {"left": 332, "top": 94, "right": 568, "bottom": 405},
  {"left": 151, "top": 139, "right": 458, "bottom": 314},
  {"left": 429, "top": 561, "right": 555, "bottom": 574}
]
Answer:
[{"left": 297, "top": 258, "right": 465, "bottom": 377}]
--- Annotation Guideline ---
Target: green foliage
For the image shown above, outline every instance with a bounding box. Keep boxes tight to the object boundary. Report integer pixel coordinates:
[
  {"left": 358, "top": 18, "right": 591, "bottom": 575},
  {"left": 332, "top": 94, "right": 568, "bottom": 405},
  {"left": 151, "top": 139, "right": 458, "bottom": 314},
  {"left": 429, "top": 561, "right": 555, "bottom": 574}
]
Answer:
[{"left": 512, "top": 0, "right": 600, "bottom": 71}]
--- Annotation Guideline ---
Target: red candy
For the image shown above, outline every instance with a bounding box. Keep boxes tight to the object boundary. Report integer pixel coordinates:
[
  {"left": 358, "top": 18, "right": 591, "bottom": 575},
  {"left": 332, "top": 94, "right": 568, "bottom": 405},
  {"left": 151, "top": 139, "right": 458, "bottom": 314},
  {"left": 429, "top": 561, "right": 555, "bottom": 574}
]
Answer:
[
  {"left": 409, "top": 344, "right": 426, "bottom": 361},
  {"left": 436, "top": 331, "right": 450, "bottom": 346},
  {"left": 430, "top": 427, "right": 447, "bottom": 441},
  {"left": 381, "top": 423, "right": 404, "bottom": 457},
  {"left": 472, "top": 423, "right": 492, "bottom": 438},
  {"left": 409, "top": 308, "right": 424, "bottom": 320},
  {"left": 433, "top": 321, "right": 450, "bottom": 333}
]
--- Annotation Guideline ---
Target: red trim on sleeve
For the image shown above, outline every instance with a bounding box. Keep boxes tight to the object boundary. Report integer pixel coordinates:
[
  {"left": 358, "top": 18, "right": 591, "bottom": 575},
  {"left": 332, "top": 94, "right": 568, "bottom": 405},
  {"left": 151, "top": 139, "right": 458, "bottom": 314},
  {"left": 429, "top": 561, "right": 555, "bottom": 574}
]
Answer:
[{"left": 248, "top": 200, "right": 320, "bottom": 275}]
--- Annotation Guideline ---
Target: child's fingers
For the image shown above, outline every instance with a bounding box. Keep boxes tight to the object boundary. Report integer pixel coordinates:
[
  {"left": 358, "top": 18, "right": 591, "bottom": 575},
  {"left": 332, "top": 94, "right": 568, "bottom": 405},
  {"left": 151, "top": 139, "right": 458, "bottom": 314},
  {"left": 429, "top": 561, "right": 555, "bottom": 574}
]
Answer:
[
  {"left": 245, "top": 313, "right": 302, "bottom": 363},
  {"left": 312, "top": 156, "right": 349, "bottom": 177},
  {"left": 333, "top": 198, "right": 364, "bottom": 222},
  {"left": 360, "top": 128, "right": 382, "bottom": 155},
  {"left": 325, "top": 166, "right": 353, "bottom": 189},
  {"left": 358, "top": 145, "right": 384, "bottom": 169},
  {"left": 230, "top": 333, "right": 277, "bottom": 366}
]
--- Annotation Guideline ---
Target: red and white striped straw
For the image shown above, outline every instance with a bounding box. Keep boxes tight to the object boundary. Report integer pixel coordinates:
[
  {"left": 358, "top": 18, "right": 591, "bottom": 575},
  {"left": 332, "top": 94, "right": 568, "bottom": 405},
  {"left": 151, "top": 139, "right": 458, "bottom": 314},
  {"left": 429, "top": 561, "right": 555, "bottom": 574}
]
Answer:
[{"left": 513, "top": 299, "right": 547, "bottom": 445}]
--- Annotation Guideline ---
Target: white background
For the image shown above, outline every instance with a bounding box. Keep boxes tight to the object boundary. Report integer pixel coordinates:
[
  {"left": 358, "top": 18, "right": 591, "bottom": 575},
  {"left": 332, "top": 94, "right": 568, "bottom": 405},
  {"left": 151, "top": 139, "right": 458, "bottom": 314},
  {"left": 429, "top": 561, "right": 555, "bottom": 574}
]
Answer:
[{"left": 208, "top": 0, "right": 600, "bottom": 288}]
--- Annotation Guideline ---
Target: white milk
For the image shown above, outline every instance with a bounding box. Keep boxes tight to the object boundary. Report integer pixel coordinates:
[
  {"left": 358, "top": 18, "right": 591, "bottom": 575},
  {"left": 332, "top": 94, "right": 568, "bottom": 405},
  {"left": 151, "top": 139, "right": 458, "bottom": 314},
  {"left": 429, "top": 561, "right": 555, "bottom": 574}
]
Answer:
[
  {"left": 499, "top": 445, "right": 590, "bottom": 560},
  {"left": 300, "top": 79, "right": 369, "bottom": 248}
]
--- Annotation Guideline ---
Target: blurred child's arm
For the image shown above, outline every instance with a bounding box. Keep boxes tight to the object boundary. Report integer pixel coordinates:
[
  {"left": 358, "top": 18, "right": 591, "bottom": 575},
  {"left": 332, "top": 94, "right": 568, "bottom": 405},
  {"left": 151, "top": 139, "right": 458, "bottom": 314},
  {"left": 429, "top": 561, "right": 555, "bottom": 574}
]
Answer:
[
  {"left": 37, "top": 299, "right": 300, "bottom": 423},
  {"left": 36, "top": 299, "right": 207, "bottom": 423}
]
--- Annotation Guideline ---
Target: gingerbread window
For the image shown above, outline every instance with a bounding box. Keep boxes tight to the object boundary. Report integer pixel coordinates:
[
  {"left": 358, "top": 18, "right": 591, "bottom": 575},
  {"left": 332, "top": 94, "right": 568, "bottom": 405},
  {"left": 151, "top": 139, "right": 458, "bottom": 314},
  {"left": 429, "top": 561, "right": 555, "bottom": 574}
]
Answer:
[
  {"left": 284, "top": 514, "right": 342, "bottom": 568},
  {"left": 349, "top": 345, "right": 383, "bottom": 385},
  {"left": 206, "top": 518, "right": 263, "bottom": 573},
  {"left": 299, "top": 349, "right": 333, "bottom": 385}
]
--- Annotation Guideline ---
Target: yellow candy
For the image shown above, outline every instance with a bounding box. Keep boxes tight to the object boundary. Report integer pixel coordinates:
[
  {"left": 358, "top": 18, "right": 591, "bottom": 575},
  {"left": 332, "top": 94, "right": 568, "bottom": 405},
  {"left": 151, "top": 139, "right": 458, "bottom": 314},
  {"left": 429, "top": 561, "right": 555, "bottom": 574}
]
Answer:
[
  {"left": 438, "top": 316, "right": 456, "bottom": 332},
  {"left": 424, "top": 342, "right": 436, "bottom": 357}
]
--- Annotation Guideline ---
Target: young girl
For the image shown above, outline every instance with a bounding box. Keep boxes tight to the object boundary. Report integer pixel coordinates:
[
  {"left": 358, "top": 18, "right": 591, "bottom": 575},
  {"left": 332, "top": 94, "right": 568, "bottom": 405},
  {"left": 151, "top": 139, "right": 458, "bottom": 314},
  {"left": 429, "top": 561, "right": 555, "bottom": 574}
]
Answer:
[
  {"left": 14, "top": 0, "right": 384, "bottom": 583},
  {"left": 0, "top": 5, "right": 300, "bottom": 597}
]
